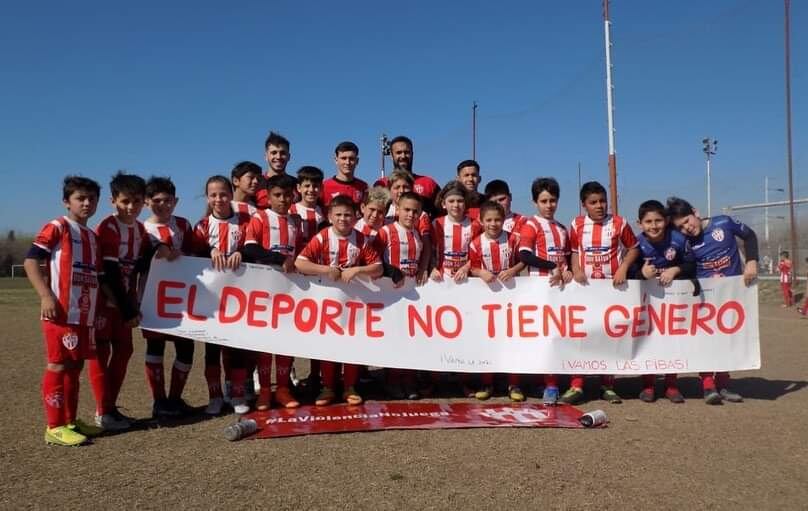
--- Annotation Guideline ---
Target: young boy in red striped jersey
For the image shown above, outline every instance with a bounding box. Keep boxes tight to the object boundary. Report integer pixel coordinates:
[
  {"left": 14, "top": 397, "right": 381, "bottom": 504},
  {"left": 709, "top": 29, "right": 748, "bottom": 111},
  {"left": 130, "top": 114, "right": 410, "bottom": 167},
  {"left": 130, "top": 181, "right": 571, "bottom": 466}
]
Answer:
[
  {"left": 518, "top": 178, "right": 573, "bottom": 405},
  {"left": 469, "top": 201, "right": 526, "bottom": 401},
  {"left": 295, "top": 195, "right": 383, "bottom": 406},
  {"left": 90, "top": 172, "right": 148, "bottom": 431},
  {"left": 231, "top": 161, "right": 261, "bottom": 217},
  {"left": 483, "top": 179, "right": 526, "bottom": 235},
  {"left": 26, "top": 176, "right": 104, "bottom": 446},
  {"left": 430, "top": 181, "right": 482, "bottom": 284},
  {"left": 141, "top": 177, "right": 196, "bottom": 418},
  {"left": 290, "top": 166, "right": 325, "bottom": 243},
  {"left": 385, "top": 170, "right": 432, "bottom": 285},
  {"left": 242, "top": 174, "right": 303, "bottom": 410},
  {"left": 564, "top": 181, "right": 640, "bottom": 404},
  {"left": 355, "top": 186, "right": 390, "bottom": 235}
]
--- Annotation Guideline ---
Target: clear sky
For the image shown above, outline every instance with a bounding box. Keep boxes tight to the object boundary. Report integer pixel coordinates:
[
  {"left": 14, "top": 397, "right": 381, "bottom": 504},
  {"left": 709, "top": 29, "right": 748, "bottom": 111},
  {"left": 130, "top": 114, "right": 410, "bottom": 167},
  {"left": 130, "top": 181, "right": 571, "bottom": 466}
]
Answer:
[{"left": 1, "top": 0, "right": 805, "bottom": 234}]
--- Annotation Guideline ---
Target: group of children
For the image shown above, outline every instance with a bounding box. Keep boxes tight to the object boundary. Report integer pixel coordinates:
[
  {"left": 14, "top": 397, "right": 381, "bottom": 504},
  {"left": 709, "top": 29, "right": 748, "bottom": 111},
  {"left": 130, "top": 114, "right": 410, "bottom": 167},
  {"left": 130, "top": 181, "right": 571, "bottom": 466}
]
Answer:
[{"left": 27, "top": 133, "right": 764, "bottom": 446}]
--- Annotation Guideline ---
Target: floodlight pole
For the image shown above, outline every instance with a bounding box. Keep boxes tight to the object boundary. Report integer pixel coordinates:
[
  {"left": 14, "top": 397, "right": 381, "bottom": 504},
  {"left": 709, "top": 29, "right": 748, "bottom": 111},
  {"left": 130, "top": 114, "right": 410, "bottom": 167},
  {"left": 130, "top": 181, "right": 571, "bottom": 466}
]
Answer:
[
  {"left": 380, "top": 133, "right": 390, "bottom": 179},
  {"left": 472, "top": 101, "right": 478, "bottom": 160},
  {"left": 603, "top": 0, "right": 618, "bottom": 215},
  {"left": 702, "top": 137, "right": 717, "bottom": 218},
  {"left": 784, "top": 0, "right": 798, "bottom": 277}
]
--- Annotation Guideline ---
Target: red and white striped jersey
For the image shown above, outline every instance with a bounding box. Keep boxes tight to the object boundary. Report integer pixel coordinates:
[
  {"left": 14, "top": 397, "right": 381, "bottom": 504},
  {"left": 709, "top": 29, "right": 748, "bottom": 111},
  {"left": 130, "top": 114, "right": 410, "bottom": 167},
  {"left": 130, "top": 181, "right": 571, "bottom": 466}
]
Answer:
[
  {"left": 569, "top": 214, "right": 638, "bottom": 279},
  {"left": 432, "top": 216, "right": 482, "bottom": 276},
  {"left": 354, "top": 218, "right": 379, "bottom": 239},
  {"left": 519, "top": 215, "right": 570, "bottom": 277},
  {"left": 377, "top": 222, "right": 423, "bottom": 277},
  {"left": 779, "top": 260, "right": 793, "bottom": 284},
  {"left": 244, "top": 208, "right": 301, "bottom": 257},
  {"left": 289, "top": 202, "right": 324, "bottom": 243},
  {"left": 231, "top": 201, "right": 257, "bottom": 219},
  {"left": 470, "top": 231, "right": 519, "bottom": 274},
  {"left": 385, "top": 204, "right": 432, "bottom": 238},
  {"left": 503, "top": 212, "right": 526, "bottom": 235},
  {"left": 95, "top": 215, "right": 148, "bottom": 295},
  {"left": 194, "top": 213, "right": 250, "bottom": 257},
  {"left": 298, "top": 227, "right": 381, "bottom": 268},
  {"left": 34, "top": 216, "right": 100, "bottom": 326},
  {"left": 143, "top": 216, "right": 194, "bottom": 254}
]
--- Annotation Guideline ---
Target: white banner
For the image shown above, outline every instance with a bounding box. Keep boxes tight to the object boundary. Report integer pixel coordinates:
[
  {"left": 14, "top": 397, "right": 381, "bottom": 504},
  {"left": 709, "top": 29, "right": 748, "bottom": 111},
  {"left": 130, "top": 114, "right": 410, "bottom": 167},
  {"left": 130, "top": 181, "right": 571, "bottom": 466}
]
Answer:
[{"left": 140, "top": 257, "right": 760, "bottom": 374}]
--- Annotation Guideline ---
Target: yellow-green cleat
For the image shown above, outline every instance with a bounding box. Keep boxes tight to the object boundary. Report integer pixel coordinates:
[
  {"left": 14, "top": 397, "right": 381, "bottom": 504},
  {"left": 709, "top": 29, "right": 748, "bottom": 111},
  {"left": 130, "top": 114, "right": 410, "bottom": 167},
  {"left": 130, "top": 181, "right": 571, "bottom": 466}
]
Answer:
[
  {"left": 45, "top": 426, "right": 88, "bottom": 446},
  {"left": 68, "top": 419, "right": 104, "bottom": 437}
]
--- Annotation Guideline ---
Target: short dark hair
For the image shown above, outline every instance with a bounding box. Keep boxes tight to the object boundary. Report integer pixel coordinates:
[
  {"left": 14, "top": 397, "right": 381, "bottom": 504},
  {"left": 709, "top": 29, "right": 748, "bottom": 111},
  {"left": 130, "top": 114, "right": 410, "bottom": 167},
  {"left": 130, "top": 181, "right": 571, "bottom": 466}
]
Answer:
[
  {"left": 63, "top": 175, "right": 101, "bottom": 202},
  {"left": 638, "top": 200, "right": 666, "bottom": 220},
  {"left": 264, "top": 131, "right": 290, "bottom": 151},
  {"left": 205, "top": 175, "right": 232, "bottom": 195},
  {"left": 335, "top": 141, "right": 359, "bottom": 155},
  {"left": 266, "top": 174, "right": 297, "bottom": 192},
  {"left": 329, "top": 194, "right": 358, "bottom": 212},
  {"left": 579, "top": 181, "right": 607, "bottom": 203},
  {"left": 110, "top": 171, "right": 146, "bottom": 199},
  {"left": 231, "top": 161, "right": 262, "bottom": 180},
  {"left": 479, "top": 200, "right": 505, "bottom": 219},
  {"left": 780, "top": 251, "right": 790, "bottom": 257},
  {"left": 484, "top": 179, "right": 511, "bottom": 198},
  {"left": 456, "top": 159, "right": 479, "bottom": 174},
  {"left": 389, "top": 135, "right": 413, "bottom": 150},
  {"left": 146, "top": 176, "right": 176, "bottom": 198},
  {"left": 531, "top": 177, "right": 560, "bottom": 201},
  {"left": 665, "top": 196, "right": 696, "bottom": 220},
  {"left": 398, "top": 191, "right": 422, "bottom": 206},
  {"left": 296, "top": 166, "right": 324, "bottom": 184}
]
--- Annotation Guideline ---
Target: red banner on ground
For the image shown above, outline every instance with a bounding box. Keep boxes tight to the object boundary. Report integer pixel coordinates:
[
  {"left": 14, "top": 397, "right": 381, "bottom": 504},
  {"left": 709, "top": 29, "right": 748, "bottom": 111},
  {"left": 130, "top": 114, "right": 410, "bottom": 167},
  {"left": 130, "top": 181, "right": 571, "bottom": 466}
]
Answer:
[{"left": 246, "top": 402, "right": 591, "bottom": 439}]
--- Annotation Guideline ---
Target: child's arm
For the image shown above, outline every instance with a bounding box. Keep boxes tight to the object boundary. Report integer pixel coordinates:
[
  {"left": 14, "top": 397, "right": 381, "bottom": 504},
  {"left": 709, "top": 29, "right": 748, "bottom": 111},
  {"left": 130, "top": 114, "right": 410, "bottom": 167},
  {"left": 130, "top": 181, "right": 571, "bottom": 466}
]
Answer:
[
  {"left": 453, "top": 261, "right": 471, "bottom": 283},
  {"left": 469, "top": 266, "right": 496, "bottom": 283},
  {"left": 295, "top": 258, "right": 341, "bottom": 281},
  {"left": 571, "top": 253, "right": 586, "bottom": 284},
  {"left": 341, "top": 263, "right": 383, "bottom": 283},
  {"left": 24, "top": 255, "right": 58, "bottom": 321},
  {"left": 418, "top": 239, "right": 432, "bottom": 286},
  {"left": 613, "top": 246, "right": 640, "bottom": 286},
  {"left": 497, "top": 262, "right": 525, "bottom": 282},
  {"left": 731, "top": 219, "right": 759, "bottom": 286}
]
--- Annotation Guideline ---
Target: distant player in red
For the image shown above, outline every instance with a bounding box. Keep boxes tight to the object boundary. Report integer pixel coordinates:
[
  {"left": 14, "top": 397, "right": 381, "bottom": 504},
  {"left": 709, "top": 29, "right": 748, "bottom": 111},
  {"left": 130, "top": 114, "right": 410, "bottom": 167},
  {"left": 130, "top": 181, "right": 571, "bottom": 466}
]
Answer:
[
  {"left": 291, "top": 166, "right": 325, "bottom": 243},
  {"left": 456, "top": 159, "right": 483, "bottom": 210},
  {"left": 141, "top": 177, "right": 196, "bottom": 418},
  {"left": 469, "top": 201, "right": 526, "bottom": 401},
  {"left": 431, "top": 181, "right": 483, "bottom": 283},
  {"left": 256, "top": 131, "right": 292, "bottom": 209},
  {"left": 566, "top": 181, "right": 640, "bottom": 405},
  {"left": 385, "top": 170, "right": 432, "bottom": 284},
  {"left": 231, "top": 160, "right": 261, "bottom": 216},
  {"left": 295, "top": 195, "right": 383, "bottom": 406},
  {"left": 375, "top": 136, "right": 440, "bottom": 217},
  {"left": 90, "top": 172, "right": 148, "bottom": 431},
  {"left": 376, "top": 191, "right": 427, "bottom": 400},
  {"left": 26, "top": 176, "right": 104, "bottom": 446},
  {"left": 242, "top": 174, "right": 302, "bottom": 410},
  {"left": 321, "top": 141, "right": 368, "bottom": 207},
  {"left": 194, "top": 176, "right": 251, "bottom": 415},
  {"left": 355, "top": 186, "right": 390, "bottom": 236},
  {"left": 779, "top": 251, "right": 793, "bottom": 307},
  {"left": 518, "top": 178, "right": 573, "bottom": 405}
]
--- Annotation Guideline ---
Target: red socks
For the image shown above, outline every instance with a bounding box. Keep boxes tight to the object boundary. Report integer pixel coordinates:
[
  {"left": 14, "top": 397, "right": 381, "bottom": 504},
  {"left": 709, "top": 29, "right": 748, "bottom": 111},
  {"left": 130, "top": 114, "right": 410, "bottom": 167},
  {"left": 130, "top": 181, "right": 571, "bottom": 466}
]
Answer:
[
  {"left": 276, "top": 355, "right": 293, "bottom": 388},
  {"left": 105, "top": 338, "right": 133, "bottom": 409},
  {"left": 63, "top": 368, "right": 80, "bottom": 424},
  {"left": 43, "top": 369, "right": 64, "bottom": 428}
]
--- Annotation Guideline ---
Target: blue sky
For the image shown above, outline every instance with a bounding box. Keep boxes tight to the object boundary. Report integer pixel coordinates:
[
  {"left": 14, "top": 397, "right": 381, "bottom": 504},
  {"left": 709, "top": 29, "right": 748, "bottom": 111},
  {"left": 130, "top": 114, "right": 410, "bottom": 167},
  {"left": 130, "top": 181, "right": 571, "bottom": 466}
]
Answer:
[{"left": 1, "top": 0, "right": 805, "bottom": 234}]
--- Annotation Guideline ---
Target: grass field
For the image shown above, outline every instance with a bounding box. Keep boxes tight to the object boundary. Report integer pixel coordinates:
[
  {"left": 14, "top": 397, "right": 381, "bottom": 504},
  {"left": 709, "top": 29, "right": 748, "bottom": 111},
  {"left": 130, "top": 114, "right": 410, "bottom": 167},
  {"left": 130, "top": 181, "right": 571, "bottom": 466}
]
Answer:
[{"left": 1, "top": 279, "right": 807, "bottom": 510}]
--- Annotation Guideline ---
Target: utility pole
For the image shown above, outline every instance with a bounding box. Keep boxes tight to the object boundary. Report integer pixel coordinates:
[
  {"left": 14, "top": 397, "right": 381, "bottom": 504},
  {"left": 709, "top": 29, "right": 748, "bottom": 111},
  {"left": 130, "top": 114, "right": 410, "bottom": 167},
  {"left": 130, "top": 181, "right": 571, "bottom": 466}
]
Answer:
[
  {"left": 380, "top": 133, "right": 390, "bottom": 179},
  {"left": 702, "top": 137, "right": 718, "bottom": 217},
  {"left": 764, "top": 176, "right": 786, "bottom": 244},
  {"left": 472, "top": 101, "right": 478, "bottom": 160},
  {"left": 603, "top": 0, "right": 619, "bottom": 215},
  {"left": 784, "top": 0, "right": 799, "bottom": 277}
]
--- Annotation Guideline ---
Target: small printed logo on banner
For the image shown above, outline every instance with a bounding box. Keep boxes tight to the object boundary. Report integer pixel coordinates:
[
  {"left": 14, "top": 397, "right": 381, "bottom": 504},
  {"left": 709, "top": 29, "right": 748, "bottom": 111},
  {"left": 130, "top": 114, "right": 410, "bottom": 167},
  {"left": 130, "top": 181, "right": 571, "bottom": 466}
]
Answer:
[
  {"left": 476, "top": 407, "right": 549, "bottom": 424},
  {"left": 62, "top": 332, "right": 79, "bottom": 350}
]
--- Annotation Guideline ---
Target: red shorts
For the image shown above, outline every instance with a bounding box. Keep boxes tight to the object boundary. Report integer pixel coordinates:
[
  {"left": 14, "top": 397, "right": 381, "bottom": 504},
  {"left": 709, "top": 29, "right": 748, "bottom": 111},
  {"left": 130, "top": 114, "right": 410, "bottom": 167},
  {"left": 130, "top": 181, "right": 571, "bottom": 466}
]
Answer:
[
  {"left": 42, "top": 320, "right": 95, "bottom": 364},
  {"left": 95, "top": 305, "right": 133, "bottom": 343}
]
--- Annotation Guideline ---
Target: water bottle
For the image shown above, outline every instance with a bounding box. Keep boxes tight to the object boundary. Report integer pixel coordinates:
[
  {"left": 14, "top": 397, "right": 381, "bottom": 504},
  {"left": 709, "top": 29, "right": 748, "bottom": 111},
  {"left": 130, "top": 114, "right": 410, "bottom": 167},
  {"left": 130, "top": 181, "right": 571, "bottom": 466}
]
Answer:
[
  {"left": 579, "top": 409, "right": 608, "bottom": 428},
  {"left": 223, "top": 418, "right": 258, "bottom": 441}
]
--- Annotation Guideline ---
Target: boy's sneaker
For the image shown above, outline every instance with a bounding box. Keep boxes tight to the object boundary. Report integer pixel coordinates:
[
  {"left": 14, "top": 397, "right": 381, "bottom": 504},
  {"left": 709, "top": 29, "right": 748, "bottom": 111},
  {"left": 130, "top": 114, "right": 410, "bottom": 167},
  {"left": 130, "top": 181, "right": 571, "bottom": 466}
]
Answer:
[
  {"left": 153, "top": 398, "right": 180, "bottom": 418},
  {"left": 45, "top": 426, "right": 88, "bottom": 446},
  {"left": 560, "top": 387, "right": 584, "bottom": 405},
  {"left": 703, "top": 388, "right": 723, "bottom": 405},
  {"left": 275, "top": 387, "right": 300, "bottom": 409},
  {"left": 67, "top": 419, "right": 104, "bottom": 437},
  {"left": 232, "top": 398, "right": 250, "bottom": 415},
  {"left": 509, "top": 385, "right": 526, "bottom": 402},
  {"left": 719, "top": 388, "right": 743, "bottom": 403},
  {"left": 475, "top": 386, "right": 493, "bottom": 400},
  {"left": 315, "top": 387, "right": 336, "bottom": 407},
  {"left": 94, "top": 411, "right": 131, "bottom": 431},
  {"left": 541, "top": 386, "right": 558, "bottom": 405},
  {"left": 602, "top": 387, "right": 622, "bottom": 404},
  {"left": 665, "top": 388, "right": 685, "bottom": 404},
  {"left": 205, "top": 397, "right": 224, "bottom": 415},
  {"left": 638, "top": 389, "right": 656, "bottom": 403},
  {"left": 343, "top": 386, "right": 363, "bottom": 406},
  {"left": 168, "top": 398, "right": 195, "bottom": 416},
  {"left": 256, "top": 388, "right": 272, "bottom": 411},
  {"left": 404, "top": 384, "right": 421, "bottom": 401}
]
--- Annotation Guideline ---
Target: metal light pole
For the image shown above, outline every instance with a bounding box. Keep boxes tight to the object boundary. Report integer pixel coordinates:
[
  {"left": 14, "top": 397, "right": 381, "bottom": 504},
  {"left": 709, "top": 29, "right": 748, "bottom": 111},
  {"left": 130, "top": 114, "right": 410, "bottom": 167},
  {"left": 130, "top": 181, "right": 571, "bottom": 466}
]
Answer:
[
  {"left": 472, "top": 101, "right": 478, "bottom": 160},
  {"left": 380, "top": 133, "right": 390, "bottom": 179},
  {"left": 603, "top": 0, "right": 619, "bottom": 214},
  {"left": 764, "top": 176, "right": 785, "bottom": 244},
  {"left": 784, "top": 0, "right": 799, "bottom": 277},
  {"left": 702, "top": 137, "right": 718, "bottom": 217}
]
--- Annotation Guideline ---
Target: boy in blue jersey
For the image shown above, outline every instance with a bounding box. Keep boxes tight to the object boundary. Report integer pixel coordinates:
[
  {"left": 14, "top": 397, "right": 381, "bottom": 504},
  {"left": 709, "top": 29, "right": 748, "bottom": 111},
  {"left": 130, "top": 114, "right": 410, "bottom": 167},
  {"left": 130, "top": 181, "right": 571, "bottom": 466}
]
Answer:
[
  {"left": 634, "top": 200, "right": 695, "bottom": 403},
  {"left": 667, "top": 197, "right": 758, "bottom": 405}
]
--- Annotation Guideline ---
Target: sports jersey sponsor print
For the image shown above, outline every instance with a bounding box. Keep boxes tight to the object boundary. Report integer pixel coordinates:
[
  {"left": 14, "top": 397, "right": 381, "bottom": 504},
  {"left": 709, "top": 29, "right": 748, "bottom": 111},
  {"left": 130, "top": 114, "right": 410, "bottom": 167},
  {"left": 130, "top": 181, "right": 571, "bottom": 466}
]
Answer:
[
  {"left": 244, "top": 208, "right": 301, "bottom": 256},
  {"left": 377, "top": 223, "right": 423, "bottom": 277},
  {"left": 686, "top": 215, "right": 752, "bottom": 278},
  {"left": 195, "top": 213, "right": 250, "bottom": 257},
  {"left": 432, "top": 216, "right": 482, "bottom": 276},
  {"left": 34, "top": 216, "right": 100, "bottom": 326},
  {"left": 298, "top": 227, "right": 381, "bottom": 268},
  {"left": 569, "top": 214, "right": 637, "bottom": 279},
  {"left": 470, "top": 231, "right": 519, "bottom": 274},
  {"left": 144, "top": 216, "right": 194, "bottom": 254},
  {"left": 96, "top": 215, "right": 148, "bottom": 295},
  {"left": 289, "top": 202, "right": 324, "bottom": 243},
  {"left": 518, "top": 216, "right": 570, "bottom": 277}
]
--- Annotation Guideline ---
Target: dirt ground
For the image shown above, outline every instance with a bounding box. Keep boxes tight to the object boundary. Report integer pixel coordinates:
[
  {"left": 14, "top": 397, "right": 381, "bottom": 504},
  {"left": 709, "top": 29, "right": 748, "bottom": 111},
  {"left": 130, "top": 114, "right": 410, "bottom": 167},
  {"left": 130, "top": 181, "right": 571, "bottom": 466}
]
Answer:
[{"left": 1, "top": 279, "right": 806, "bottom": 510}]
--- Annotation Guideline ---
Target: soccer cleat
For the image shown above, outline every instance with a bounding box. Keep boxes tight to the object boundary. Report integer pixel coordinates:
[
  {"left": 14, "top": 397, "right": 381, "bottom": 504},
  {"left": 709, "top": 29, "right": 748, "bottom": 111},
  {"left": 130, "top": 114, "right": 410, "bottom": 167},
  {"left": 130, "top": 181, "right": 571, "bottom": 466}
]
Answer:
[
  {"left": 168, "top": 398, "right": 195, "bottom": 416},
  {"left": 256, "top": 388, "right": 272, "bottom": 411},
  {"left": 475, "top": 386, "right": 493, "bottom": 400},
  {"left": 703, "top": 388, "right": 722, "bottom": 405},
  {"left": 275, "top": 387, "right": 300, "bottom": 409},
  {"left": 315, "top": 387, "right": 336, "bottom": 407},
  {"left": 67, "top": 419, "right": 104, "bottom": 437},
  {"left": 665, "top": 388, "right": 685, "bottom": 404},
  {"left": 509, "top": 385, "right": 526, "bottom": 403},
  {"left": 560, "top": 387, "right": 584, "bottom": 405},
  {"left": 153, "top": 398, "right": 180, "bottom": 418},
  {"left": 404, "top": 384, "right": 421, "bottom": 401},
  {"left": 94, "top": 412, "right": 131, "bottom": 432},
  {"left": 638, "top": 389, "right": 656, "bottom": 403},
  {"left": 719, "top": 388, "right": 743, "bottom": 403},
  {"left": 205, "top": 397, "right": 224, "bottom": 415},
  {"left": 45, "top": 426, "right": 88, "bottom": 446},
  {"left": 462, "top": 386, "right": 477, "bottom": 399},
  {"left": 343, "top": 386, "right": 363, "bottom": 406},
  {"left": 601, "top": 387, "right": 622, "bottom": 404},
  {"left": 541, "top": 386, "right": 558, "bottom": 405},
  {"left": 232, "top": 398, "right": 250, "bottom": 415},
  {"left": 384, "top": 382, "right": 406, "bottom": 400}
]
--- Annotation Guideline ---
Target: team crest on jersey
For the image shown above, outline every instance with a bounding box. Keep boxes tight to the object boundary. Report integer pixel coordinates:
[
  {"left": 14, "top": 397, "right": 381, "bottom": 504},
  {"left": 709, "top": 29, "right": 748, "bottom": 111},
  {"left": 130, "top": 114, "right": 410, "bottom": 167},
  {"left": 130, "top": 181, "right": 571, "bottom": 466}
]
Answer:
[
  {"left": 665, "top": 247, "right": 677, "bottom": 261},
  {"left": 711, "top": 228, "right": 725, "bottom": 242},
  {"left": 414, "top": 184, "right": 424, "bottom": 195},
  {"left": 62, "top": 332, "right": 79, "bottom": 351}
]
